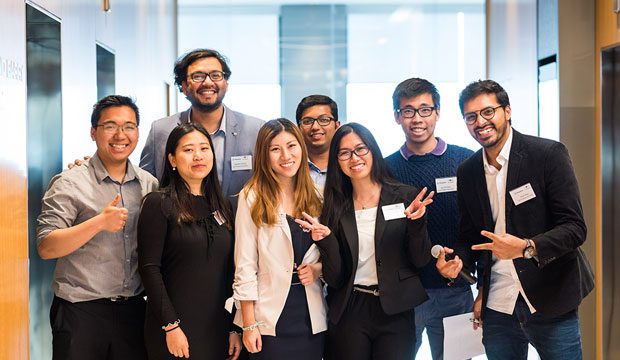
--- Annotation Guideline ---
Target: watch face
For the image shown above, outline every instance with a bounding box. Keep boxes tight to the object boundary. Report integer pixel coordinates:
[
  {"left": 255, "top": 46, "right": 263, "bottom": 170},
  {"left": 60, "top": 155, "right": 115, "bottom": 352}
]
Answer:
[{"left": 524, "top": 247, "right": 535, "bottom": 259}]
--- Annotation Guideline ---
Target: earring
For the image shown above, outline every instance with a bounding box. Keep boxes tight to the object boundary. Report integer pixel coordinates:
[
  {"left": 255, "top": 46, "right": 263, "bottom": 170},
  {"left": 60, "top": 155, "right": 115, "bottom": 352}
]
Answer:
[{"left": 172, "top": 167, "right": 176, "bottom": 171}]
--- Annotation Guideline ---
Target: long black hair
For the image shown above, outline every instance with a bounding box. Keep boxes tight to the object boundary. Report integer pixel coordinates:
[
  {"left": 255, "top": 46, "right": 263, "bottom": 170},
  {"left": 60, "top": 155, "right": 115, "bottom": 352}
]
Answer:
[
  {"left": 159, "top": 123, "right": 233, "bottom": 228},
  {"left": 320, "top": 122, "right": 398, "bottom": 230}
]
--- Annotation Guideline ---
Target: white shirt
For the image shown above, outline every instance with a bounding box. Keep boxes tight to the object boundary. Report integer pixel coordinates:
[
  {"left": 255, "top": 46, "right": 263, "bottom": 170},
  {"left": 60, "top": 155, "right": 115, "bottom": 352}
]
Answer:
[
  {"left": 483, "top": 128, "right": 536, "bottom": 315},
  {"left": 354, "top": 207, "right": 379, "bottom": 286}
]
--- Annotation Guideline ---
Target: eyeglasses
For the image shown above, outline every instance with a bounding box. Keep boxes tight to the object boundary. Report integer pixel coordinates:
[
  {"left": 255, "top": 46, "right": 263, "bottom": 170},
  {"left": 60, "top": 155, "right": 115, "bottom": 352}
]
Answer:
[
  {"left": 96, "top": 122, "right": 138, "bottom": 134},
  {"left": 188, "top": 70, "right": 227, "bottom": 83},
  {"left": 396, "top": 106, "right": 436, "bottom": 118},
  {"left": 337, "top": 145, "right": 370, "bottom": 161},
  {"left": 464, "top": 105, "right": 504, "bottom": 125},
  {"left": 299, "top": 116, "right": 335, "bottom": 128}
]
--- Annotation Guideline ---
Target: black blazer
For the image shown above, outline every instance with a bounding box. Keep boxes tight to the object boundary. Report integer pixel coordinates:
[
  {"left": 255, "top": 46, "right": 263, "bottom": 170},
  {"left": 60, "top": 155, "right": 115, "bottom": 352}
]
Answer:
[
  {"left": 455, "top": 129, "right": 594, "bottom": 319},
  {"left": 316, "top": 183, "right": 431, "bottom": 324}
]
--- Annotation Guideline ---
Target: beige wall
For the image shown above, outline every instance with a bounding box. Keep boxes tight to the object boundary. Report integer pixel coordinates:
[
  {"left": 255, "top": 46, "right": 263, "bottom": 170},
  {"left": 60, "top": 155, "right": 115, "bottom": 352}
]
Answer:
[{"left": 0, "top": 0, "right": 176, "bottom": 358}]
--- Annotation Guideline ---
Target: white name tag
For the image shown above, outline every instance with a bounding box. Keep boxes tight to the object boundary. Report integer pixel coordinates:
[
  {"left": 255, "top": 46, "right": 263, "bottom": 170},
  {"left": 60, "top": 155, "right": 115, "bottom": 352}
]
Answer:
[
  {"left": 231, "top": 155, "right": 252, "bottom": 171},
  {"left": 509, "top": 183, "right": 536, "bottom": 206},
  {"left": 213, "top": 211, "right": 226, "bottom": 226},
  {"left": 382, "top": 203, "right": 406, "bottom": 221},
  {"left": 435, "top": 177, "right": 457, "bottom": 193}
]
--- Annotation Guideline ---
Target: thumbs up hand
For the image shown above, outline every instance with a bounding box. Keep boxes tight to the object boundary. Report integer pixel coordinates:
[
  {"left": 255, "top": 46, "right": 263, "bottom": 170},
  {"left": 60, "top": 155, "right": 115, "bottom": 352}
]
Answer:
[{"left": 99, "top": 194, "right": 129, "bottom": 232}]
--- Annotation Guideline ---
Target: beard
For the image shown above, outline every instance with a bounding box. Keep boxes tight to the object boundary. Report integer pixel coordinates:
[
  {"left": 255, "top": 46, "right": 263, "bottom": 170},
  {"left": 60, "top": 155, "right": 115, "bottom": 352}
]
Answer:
[{"left": 188, "top": 95, "right": 224, "bottom": 113}]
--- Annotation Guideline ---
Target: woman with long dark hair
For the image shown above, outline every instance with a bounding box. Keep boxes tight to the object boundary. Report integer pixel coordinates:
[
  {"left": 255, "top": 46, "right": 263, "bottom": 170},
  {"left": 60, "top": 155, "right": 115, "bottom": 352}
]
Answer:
[
  {"left": 138, "top": 123, "right": 241, "bottom": 359},
  {"left": 232, "top": 118, "right": 327, "bottom": 360},
  {"left": 296, "top": 122, "right": 433, "bottom": 360}
]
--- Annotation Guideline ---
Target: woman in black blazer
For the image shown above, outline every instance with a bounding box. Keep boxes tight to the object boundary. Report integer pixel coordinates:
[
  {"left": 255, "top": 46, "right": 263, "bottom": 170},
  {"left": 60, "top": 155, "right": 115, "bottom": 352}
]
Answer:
[{"left": 296, "top": 123, "right": 433, "bottom": 360}]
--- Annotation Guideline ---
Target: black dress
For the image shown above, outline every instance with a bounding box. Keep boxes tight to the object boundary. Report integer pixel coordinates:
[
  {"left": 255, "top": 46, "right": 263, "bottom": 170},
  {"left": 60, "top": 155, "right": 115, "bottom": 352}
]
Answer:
[
  {"left": 138, "top": 192, "right": 234, "bottom": 360},
  {"left": 250, "top": 215, "right": 325, "bottom": 360}
]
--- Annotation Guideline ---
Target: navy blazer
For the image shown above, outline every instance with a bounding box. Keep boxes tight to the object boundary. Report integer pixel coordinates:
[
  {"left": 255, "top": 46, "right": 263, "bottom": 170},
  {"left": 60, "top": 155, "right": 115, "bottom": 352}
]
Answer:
[
  {"left": 139, "top": 105, "right": 264, "bottom": 209},
  {"left": 317, "top": 183, "right": 431, "bottom": 324},
  {"left": 455, "top": 129, "right": 594, "bottom": 319}
]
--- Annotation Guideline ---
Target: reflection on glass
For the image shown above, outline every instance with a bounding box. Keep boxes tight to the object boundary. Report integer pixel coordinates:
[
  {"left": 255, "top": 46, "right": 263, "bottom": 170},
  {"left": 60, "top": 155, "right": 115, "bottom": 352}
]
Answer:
[{"left": 538, "top": 61, "right": 559, "bottom": 141}]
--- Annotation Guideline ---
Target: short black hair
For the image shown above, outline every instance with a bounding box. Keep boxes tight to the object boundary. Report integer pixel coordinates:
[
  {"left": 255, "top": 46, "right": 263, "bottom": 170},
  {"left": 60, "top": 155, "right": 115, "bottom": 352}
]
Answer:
[
  {"left": 91, "top": 95, "right": 140, "bottom": 128},
  {"left": 295, "top": 95, "right": 339, "bottom": 124},
  {"left": 392, "top": 78, "right": 440, "bottom": 110},
  {"left": 458, "top": 80, "right": 510, "bottom": 116},
  {"left": 173, "top": 49, "right": 231, "bottom": 91}
]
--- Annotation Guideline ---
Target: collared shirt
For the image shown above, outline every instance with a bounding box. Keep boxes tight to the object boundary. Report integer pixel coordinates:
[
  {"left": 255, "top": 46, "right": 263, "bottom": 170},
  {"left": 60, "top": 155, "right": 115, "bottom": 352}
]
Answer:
[
  {"left": 308, "top": 160, "right": 327, "bottom": 187},
  {"left": 483, "top": 128, "right": 536, "bottom": 315},
  {"left": 189, "top": 107, "right": 227, "bottom": 185},
  {"left": 354, "top": 206, "right": 379, "bottom": 286},
  {"left": 36, "top": 153, "right": 158, "bottom": 302},
  {"left": 399, "top": 137, "right": 447, "bottom": 160}
]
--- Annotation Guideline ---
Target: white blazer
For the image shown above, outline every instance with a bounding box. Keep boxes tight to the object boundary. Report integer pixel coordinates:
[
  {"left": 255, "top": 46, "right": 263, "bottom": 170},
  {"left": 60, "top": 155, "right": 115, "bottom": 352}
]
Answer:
[{"left": 232, "top": 189, "right": 328, "bottom": 336}]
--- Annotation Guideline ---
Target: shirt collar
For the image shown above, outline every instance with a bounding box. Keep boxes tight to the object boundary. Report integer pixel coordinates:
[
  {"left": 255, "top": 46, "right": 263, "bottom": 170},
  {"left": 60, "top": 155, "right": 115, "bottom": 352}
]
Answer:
[
  {"left": 399, "top": 137, "right": 446, "bottom": 160},
  {"left": 308, "top": 160, "right": 326, "bottom": 173},
  {"left": 90, "top": 152, "right": 137, "bottom": 184},
  {"left": 483, "top": 127, "right": 513, "bottom": 174},
  {"left": 187, "top": 106, "right": 227, "bottom": 135}
]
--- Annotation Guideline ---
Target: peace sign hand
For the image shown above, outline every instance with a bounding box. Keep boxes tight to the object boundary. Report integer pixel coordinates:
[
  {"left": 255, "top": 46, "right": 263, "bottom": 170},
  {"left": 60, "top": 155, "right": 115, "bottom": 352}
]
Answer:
[
  {"left": 294, "top": 212, "right": 331, "bottom": 242},
  {"left": 404, "top": 187, "right": 434, "bottom": 220}
]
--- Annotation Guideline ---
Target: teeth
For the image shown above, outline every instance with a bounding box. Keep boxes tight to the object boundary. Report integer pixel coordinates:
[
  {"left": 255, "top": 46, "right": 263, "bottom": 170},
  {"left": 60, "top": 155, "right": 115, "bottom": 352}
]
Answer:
[
  {"left": 479, "top": 128, "right": 493, "bottom": 135},
  {"left": 351, "top": 163, "right": 364, "bottom": 170},
  {"left": 281, "top": 162, "right": 294, "bottom": 168},
  {"left": 111, "top": 144, "right": 127, "bottom": 148}
]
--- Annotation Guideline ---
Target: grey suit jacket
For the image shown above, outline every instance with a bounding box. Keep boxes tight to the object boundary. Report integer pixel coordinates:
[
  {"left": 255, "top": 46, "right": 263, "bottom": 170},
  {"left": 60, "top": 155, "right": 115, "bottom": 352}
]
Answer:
[{"left": 139, "top": 105, "right": 264, "bottom": 208}]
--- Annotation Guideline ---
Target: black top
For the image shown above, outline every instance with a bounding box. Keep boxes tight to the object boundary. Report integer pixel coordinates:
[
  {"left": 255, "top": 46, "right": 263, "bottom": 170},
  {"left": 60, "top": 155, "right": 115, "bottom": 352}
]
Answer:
[
  {"left": 287, "top": 215, "right": 313, "bottom": 284},
  {"left": 138, "top": 191, "right": 235, "bottom": 360}
]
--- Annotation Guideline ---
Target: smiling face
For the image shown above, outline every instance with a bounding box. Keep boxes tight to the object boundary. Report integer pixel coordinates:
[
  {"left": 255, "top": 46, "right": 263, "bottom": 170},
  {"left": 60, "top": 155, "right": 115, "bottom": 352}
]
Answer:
[
  {"left": 90, "top": 105, "right": 139, "bottom": 168},
  {"left": 167, "top": 130, "right": 214, "bottom": 192},
  {"left": 268, "top": 130, "right": 302, "bottom": 183},
  {"left": 337, "top": 132, "right": 373, "bottom": 181},
  {"left": 181, "top": 57, "right": 228, "bottom": 113},
  {"left": 394, "top": 93, "right": 439, "bottom": 154},
  {"left": 299, "top": 104, "right": 340, "bottom": 154},
  {"left": 463, "top": 93, "right": 511, "bottom": 152}
]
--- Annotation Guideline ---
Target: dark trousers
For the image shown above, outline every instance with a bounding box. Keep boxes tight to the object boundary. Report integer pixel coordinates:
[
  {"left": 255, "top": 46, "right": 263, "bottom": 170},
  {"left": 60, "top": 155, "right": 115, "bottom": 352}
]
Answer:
[
  {"left": 325, "top": 290, "right": 416, "bottom": 360},
  {"left": 50, "top": 295, "right": 147, "bottom": 360}
]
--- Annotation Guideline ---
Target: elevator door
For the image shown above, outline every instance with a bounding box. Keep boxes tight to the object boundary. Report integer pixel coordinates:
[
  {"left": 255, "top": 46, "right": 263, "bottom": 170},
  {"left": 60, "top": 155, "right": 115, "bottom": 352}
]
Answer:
[
  {"left": 26, "top": 4, "right": 62, "bottom": 360},
  {"left": 601, "top": 45, "right": 620, "bottom": 360}
]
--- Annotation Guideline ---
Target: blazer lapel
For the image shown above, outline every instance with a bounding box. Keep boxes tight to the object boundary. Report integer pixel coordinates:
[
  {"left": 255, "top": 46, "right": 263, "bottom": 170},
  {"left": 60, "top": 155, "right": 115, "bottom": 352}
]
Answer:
[
  {"left": 472, "top": 151, "right": 495, "bottom": 231},
  {"left": 505, "top": 129, "right": 523, "bottom": 222},
  {"left": 340, "top": 203, "right": 359, "bottom": 271},
  {"left": 222, "top": 106, "right": 239, "bottom": 197}
]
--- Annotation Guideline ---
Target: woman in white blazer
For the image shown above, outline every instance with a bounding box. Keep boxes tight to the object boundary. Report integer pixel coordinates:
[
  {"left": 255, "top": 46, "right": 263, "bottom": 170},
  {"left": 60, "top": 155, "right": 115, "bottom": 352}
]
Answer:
[{"left": 232, "top": 118, "right": 327, "bottom": 360}]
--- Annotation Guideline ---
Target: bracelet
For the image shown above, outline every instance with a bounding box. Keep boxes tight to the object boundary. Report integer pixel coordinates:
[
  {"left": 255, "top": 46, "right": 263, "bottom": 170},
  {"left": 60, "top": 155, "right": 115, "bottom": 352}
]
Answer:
[
  {"left": 165, "top": 325, "right": 179, "bottom": 333},
  {"left": 242, "top": 321, "right": 265, "bottom": 331},
  {"left": 229, "top": 331, "right": 242, "bottom": 337},
  {"left": 161, "top": 319, "right": 180, "bottom": 330}
]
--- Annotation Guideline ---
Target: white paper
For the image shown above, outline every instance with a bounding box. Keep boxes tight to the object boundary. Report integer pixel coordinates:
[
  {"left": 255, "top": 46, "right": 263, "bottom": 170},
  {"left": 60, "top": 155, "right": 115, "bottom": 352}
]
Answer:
[
  {"left": 509, "top": 182, "right": 536, "bottom": 206},
  {"left": 231, "top": 155, "right": 252, "bottom": 171},
  {"left": 435, "top": 176, "right": 457, "bottom": 193},
  {"left": 443, "top": 312, "right": 485, "bottom": 360}
]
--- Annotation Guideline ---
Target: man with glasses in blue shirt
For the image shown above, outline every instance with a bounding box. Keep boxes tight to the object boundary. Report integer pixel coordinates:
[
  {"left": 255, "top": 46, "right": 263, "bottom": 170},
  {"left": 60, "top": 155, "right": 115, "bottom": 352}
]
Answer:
[
  {"left": 295, "top": 95, "right": 340, "bottom": 186},
  {"left": 37, "top": 95, "right": 158, "bottom": 360},
  {"left": 385, "top": 78, "right": 475, "bottom": 360},
  {"left": 140, "top": 49, "right": 263, "bottom": 209}
]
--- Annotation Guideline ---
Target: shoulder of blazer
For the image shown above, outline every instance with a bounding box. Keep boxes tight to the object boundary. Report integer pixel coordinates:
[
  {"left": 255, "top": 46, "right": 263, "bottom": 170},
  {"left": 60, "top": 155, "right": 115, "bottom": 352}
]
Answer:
[
  {"left": 152, "top": 109, "right": 188, "bottom": 131},
  {"left": 224, "top": 106, "right": 264, "bottom": 133}
]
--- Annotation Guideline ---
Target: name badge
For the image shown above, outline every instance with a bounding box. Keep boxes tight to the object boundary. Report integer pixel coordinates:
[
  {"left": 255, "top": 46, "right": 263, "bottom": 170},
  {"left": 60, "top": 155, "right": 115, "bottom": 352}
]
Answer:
[
  {"left": 382, "top": 203, "right": 406, "bottom": 221},
  {"left": 509, "top": 183, "right": 536, "bottom": 206},
  {"left": 435, "top": 177, "right": 457, "bottom": 193},
  {"left": 231, "top": 155, "right": 252, "bottom": 171},
  {"left": 213, "top": 211, "right": 226, "bottom": 226}
]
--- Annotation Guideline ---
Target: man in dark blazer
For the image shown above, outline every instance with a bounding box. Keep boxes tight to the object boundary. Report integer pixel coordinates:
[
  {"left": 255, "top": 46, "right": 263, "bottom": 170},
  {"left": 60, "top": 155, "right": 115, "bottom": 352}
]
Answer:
[
  {"left": 436, "top": 80, "right": 594, "bottom": 359},
  {"left": 140, "top": 49, "right": 263, "bottom": 209}
]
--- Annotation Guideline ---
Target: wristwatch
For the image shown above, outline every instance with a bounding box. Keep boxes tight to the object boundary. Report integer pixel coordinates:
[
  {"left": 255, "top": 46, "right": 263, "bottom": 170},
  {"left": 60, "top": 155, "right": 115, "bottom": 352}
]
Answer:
[{"left": 523, "top": 238, "right": 536, "bottom": 259}]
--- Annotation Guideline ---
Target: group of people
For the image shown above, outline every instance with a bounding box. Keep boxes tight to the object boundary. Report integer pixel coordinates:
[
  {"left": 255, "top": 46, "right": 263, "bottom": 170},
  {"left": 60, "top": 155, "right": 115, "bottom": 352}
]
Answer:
[{"left": 36, "top": 48, "right": 594, "bottom": 360}]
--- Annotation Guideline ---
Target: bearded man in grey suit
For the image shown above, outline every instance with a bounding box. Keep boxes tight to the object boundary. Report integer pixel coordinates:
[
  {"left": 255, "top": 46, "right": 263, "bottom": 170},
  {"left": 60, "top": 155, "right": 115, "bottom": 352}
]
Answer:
[{"left": 140, "top": 49, "right": 263, "bottom": 209}]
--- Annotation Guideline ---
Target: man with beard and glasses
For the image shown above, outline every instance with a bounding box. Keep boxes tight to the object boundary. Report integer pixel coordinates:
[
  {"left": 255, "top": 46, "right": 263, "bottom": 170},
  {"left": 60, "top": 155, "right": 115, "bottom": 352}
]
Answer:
[
  {"left": 140, "top": 49, "right": 263, "bottom": 209},
  {"left": 295, "top": 95, "right": 340, "bottom": 187},
  {"left": 436, "top": 80, "right": 594, "bottom": 360}
]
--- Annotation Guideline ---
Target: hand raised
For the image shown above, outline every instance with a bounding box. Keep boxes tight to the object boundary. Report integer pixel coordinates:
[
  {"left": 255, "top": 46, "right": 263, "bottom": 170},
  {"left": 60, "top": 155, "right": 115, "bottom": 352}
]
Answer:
[
  {"left": 99, "top": 194, "right": 128, "bottom": 232},
  {"left": 404, "top": 187, "right": 434, "bottom": 220},
  {"left": 294, "top": 212, "right": 331, "bottom": 241},
  {"left": 471, "top": 231, "right": 526, "bottom": 260}
]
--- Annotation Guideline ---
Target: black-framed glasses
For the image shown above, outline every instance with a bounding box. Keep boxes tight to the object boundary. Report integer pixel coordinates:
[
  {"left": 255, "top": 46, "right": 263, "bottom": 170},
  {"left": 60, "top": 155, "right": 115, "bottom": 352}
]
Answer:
[
  {"left": 188, "top": 70, "right": 227, "bottom": 83},
  {"left": 396, "top": 106, "right": 436, "bottom": 118},
  {"left": 337, "top": 145, "right": 370, "bottom": 161},
  {"left": 464, "top": 105, "right": 504, "bottom": 125},
  {"left": 299, "top": 116, "right": 335, "bottom": 128},
  {"left": 95, "top": 122, "right": 138, "bottom": 134}
]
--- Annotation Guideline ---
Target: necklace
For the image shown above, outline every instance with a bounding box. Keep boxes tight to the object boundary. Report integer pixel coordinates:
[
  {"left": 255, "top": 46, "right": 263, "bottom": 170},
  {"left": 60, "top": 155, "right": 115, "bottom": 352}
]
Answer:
[{"left": 354, "top": 190, "right": 379, "bottom": 210}]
